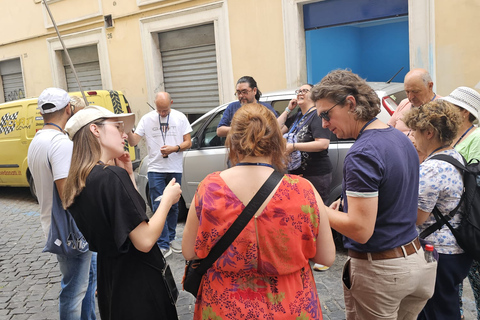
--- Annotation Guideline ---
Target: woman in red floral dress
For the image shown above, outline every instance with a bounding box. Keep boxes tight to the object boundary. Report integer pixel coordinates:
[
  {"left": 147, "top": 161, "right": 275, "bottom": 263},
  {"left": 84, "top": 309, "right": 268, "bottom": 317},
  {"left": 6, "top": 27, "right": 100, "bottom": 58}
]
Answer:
[{"left": 183, "top": 103, "right": 336, "bottom": 320}]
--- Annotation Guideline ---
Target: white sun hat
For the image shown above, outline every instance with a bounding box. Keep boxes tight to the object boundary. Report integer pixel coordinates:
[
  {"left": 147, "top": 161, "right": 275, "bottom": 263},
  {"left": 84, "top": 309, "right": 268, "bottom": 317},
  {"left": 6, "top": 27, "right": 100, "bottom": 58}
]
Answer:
[
  {"left": 441, "top": 86, "right": 480, "bottom": 121},
  {"left": 65, "top": 105, "right": 135, "bottom": 139}
]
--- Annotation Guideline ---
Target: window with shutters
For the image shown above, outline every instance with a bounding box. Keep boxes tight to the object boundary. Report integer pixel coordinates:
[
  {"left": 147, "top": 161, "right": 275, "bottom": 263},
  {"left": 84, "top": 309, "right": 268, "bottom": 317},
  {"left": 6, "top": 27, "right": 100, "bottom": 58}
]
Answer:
[
  {"left": 62, "top": 45, "right": 102, "bottom": 92},
  {"left": 0, "top": 58, "right": 25, "bottom": 103},
  {"left": 158, "top": 24, "right": 220, "bottom": 114}
]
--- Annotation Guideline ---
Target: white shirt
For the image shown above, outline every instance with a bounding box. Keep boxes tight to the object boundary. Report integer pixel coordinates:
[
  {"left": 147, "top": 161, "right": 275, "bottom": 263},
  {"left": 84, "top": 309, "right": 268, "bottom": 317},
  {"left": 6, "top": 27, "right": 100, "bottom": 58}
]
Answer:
[
  {"left": 135, "top": 109, "right": 192, "bottom": 173},
  {"left": 27, "top": 129, "right": 72, "bottom": 238}
]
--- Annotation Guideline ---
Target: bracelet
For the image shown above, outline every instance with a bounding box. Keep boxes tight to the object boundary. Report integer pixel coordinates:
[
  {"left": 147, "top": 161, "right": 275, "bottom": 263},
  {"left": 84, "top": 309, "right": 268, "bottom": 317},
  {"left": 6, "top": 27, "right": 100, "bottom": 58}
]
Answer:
[
  {"left": 176, "top": 145, "right": 181, "bottom": 152},
  {"left": 285, "top": 106, "right": 292, "bottom": 114}
]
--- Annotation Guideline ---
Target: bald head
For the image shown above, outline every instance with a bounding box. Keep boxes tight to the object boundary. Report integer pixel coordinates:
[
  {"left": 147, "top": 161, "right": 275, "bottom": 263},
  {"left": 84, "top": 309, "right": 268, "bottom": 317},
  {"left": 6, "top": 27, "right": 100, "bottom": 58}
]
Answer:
[
  {"left": 404, "top": 68, "right": 435, "bottom": 107},
  {"left": 155, "top": 92, "right": 172, "bottom": 117}
]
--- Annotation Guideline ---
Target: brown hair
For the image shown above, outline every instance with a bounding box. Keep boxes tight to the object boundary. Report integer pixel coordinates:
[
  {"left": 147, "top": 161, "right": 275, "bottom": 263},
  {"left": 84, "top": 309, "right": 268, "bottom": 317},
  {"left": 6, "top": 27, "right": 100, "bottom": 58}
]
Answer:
[
  {"left": 311, "top": 69, "right": 380, "bottom": 121},
  {"left": 62, "top": 119, "right": 104, "bottom": 208},
  {"left": 403, "top": 100, "right": 462, "bottom": 145},
  {"left": 226, "top": 103, "right": 287, "bottom": 171}
]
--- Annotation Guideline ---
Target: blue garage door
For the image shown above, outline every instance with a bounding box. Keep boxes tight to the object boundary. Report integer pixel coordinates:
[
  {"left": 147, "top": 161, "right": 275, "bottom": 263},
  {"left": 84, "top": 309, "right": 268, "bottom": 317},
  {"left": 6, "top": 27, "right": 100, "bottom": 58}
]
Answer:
[{"left": 304, "top": 0, "right": 409, "bottom": 84}]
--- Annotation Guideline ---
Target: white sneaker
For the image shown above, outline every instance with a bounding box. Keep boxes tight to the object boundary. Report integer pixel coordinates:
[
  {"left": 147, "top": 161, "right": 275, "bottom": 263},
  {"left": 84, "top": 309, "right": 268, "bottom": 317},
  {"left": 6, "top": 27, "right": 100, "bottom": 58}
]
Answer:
[
  {"left": 313, "top": 263, "right": 330, "bottom": 271},
  {"left": 170, "top": 240, "right": 182, "bottom": 253},
  {"left": 161, "top": 247, "right": 172, "bottom": 258}
]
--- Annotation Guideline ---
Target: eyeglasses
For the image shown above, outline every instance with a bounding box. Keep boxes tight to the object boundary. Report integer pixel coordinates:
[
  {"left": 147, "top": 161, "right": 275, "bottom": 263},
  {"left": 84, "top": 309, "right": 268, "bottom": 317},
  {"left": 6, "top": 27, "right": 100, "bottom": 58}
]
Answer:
[
  {"left": 234, "top": 89, "right": 253, "bottom": 97},
  {"left": 295, "top": 89, "right": 310, "bottom": 95},
  {"left": 98, "top": 121, "right": 125, "bottom": 134},
  {"left": 319, "top": 95, "right": 349, "bottom": 122}
]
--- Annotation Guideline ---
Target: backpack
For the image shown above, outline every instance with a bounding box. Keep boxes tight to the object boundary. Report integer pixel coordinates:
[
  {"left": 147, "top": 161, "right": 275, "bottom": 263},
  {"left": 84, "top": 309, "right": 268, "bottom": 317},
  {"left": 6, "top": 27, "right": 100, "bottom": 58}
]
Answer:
[{"left": 419, "top": 154, "right": 480, "bottom": 261}]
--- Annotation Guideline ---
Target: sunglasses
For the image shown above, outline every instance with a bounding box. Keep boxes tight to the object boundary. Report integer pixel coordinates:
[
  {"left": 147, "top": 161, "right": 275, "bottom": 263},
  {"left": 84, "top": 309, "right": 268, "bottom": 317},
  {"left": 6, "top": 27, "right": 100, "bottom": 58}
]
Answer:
[
  {"left": 319, "top": 95, "right": 349, "bottom": 122},
  {"left": 98, "top": 121, "right": 125, "bottom": 134}
]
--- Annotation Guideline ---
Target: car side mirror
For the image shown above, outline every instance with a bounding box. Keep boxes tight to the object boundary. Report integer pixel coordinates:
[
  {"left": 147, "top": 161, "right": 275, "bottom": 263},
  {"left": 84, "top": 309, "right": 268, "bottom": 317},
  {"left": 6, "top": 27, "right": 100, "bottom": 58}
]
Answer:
[{"left": 191, "top": 136, "right": 199, "bottom": 149}]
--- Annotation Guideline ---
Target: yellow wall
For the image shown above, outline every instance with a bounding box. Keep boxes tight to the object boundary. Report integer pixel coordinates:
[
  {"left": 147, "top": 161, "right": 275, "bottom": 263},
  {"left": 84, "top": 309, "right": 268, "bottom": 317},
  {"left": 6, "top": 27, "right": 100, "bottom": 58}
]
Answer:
[
  {"left": 0, "top": 0, "right": 288, "bottom": 115},
  {"left": 0, "top": 0, "right": 45, "bottom": 45},
  {"left": 228, "top": 0, "right": 287, "bottom": 93},
  {"left": 435, "top": 0, "right": 480, "bottom": 95}
]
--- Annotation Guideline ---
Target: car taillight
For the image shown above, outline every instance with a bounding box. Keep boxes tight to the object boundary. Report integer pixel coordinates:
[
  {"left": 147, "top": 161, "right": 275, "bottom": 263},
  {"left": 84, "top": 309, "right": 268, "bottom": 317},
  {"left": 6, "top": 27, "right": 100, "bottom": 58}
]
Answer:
[
  {"left": 382, "top": 97, "right": 398, "bottom": 115},
  {"left": 86, "top": 91, "right": 98, "bottom": 96}
]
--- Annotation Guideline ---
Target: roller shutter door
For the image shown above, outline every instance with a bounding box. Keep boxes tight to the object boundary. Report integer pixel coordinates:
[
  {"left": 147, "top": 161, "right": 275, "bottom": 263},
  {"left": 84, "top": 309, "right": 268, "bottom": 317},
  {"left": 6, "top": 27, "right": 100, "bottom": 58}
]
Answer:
[
  {"left": 62, "top": 45, "right": 102, "bottom": 92},
  {"left": 159, "top": 24, "right": 219, "bottom": 114},
  {"left": 0, "top": 59, "right": 25, "bottom": 102}
]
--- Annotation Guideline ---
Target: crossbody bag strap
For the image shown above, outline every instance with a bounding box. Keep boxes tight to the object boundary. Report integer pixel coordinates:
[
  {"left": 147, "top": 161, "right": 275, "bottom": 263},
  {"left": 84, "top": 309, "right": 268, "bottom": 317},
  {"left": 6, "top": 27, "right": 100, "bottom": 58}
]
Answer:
[
  {"left": 195, "top": 170, "right": 283, "bottom": 275},
  {"left": 419, "top": 153, "right": 466, "bottom": 238}
]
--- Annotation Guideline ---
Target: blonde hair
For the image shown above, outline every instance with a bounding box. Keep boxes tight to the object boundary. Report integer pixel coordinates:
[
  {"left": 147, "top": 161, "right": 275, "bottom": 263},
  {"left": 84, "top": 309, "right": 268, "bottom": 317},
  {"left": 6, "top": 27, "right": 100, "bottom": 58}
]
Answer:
[
  {"left": 403, "top": 100, "right": 462, "bottom": 145},
  {"left": 226, "top": 103, "right": 287, "bottom": 171},
  {"left": 62, "top": 119, "right": 103, "bottom": 208}
]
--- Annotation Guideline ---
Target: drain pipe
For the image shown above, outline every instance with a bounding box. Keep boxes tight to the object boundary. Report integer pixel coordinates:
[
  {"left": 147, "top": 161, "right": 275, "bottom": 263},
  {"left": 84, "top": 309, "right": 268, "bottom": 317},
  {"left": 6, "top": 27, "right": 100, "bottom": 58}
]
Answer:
[{"left": 42, "top": 0, "right": 89, "bottom": 106}]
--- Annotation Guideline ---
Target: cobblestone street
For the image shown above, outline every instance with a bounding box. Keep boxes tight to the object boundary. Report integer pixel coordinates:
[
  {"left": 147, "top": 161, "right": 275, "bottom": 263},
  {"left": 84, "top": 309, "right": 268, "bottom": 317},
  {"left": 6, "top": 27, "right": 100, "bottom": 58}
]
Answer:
[{"left": 0, "top": 187, "right": 476, "bottom": 319}]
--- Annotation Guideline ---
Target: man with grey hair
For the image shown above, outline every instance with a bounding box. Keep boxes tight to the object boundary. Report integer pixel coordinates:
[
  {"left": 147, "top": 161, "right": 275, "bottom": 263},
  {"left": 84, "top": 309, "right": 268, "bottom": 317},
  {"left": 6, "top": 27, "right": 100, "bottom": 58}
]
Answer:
[
  {"left": 388, "top": 68, "right": 441, "bottom": 161},
  {"left": 388, "top": 68, "right": 441, "bottom": 133}
]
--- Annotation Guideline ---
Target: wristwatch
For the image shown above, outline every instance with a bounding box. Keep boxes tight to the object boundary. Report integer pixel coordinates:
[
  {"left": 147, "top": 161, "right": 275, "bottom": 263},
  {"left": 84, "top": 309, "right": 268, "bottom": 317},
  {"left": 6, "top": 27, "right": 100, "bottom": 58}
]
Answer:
[{"left": 176, "top": 145, "right": 181, "bottom": 152}]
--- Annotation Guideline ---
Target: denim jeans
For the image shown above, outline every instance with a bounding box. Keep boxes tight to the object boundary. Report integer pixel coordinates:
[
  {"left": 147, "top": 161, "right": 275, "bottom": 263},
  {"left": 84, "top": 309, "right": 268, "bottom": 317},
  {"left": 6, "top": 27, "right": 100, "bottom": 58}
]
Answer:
[
  {"left": 418, "top": 253, "right": 473, "bottom": 320},
  {"left": 82, "top": 252, "right": 97, "bottom": 319},
  {"left": 57, "top": 250, "right": 97, "bottom": 320},
  {"left": 147, "top": 172, "right": 182, "bottom": 249}
]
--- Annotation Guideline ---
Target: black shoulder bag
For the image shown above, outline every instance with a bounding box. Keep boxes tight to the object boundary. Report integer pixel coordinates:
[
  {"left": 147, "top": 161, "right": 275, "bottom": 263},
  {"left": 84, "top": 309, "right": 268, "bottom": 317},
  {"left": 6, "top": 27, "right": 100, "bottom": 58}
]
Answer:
[{"left": 182, "top": 170, "right": 283, "bottom": 297}]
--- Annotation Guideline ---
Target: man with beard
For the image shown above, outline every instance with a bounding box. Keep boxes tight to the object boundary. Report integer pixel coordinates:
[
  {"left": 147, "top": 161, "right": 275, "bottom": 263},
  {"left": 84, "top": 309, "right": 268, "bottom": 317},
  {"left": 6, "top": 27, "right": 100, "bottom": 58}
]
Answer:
[{"left": 217, "top": 76, "right": 278, "bottom": 137}]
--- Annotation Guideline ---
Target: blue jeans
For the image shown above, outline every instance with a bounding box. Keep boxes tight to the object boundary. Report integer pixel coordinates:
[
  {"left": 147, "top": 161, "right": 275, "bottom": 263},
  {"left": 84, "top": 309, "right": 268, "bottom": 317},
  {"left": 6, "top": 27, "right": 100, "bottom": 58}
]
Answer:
[
  {"left": 418, "top": 253, "right": 473, "bottom": 320},
  {"left": 148, "top": 172, "right": 182, "bottom": 249},
  {"left": 57, "top": 251, "right": 97, "bottom": 320}
]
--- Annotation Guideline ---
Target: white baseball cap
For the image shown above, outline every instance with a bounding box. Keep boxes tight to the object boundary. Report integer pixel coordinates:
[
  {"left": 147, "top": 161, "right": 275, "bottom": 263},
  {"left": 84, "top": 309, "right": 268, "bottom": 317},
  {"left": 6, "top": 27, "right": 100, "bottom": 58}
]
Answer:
[
  {"left": 441, "top": 86, "right": 480, "bottom": 121},
  {"left": 38, "top": 88, "right": 71, "bottom": 114},
  {"left": 65, "top": 105, "right": 135, "bottom": 139}
]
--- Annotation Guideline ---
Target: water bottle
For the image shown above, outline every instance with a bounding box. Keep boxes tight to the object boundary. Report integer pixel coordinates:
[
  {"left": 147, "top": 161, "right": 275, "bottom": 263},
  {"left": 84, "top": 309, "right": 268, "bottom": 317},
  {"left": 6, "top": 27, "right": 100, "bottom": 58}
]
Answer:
[{"left": 424, "top": 244, "right": 436, "bottom": 263}]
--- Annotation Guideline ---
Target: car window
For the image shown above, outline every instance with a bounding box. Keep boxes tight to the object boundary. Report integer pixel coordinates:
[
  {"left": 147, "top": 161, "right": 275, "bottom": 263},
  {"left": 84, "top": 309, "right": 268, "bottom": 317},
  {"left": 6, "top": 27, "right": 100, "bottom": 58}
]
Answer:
[
  {"left": 271, "top": 99, "right": 290, "bottom": 116},
  {"left": 191, "top": 118, "right": 205, "bottom": 138},
  {"left": 200, "top": 110, "right": 226, "bottom": 148},
  {"left": 389, "top": 90, "right": 407, "bottom": 105}
]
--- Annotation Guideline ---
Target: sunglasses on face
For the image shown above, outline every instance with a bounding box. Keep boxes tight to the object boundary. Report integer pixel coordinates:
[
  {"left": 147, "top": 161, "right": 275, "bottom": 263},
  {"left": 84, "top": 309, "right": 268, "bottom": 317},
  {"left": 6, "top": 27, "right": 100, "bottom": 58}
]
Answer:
[
  {"left": 98, "top": 121, "right": 125, "bottom": 134},
  {"left": 319, "top": 95, "right": 349, "bottom": 122}
]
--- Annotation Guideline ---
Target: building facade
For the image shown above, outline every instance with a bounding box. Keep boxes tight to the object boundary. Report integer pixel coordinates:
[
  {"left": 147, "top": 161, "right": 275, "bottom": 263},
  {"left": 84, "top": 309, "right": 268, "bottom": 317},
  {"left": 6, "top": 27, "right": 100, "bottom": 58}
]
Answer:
[{"left": 1, "top": 0, "right": 479, "bottom": 121}]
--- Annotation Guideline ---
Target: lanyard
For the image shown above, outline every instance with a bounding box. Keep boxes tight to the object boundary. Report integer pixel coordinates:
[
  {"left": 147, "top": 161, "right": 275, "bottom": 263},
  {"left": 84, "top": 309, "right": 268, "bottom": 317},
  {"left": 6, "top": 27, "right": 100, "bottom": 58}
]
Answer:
[
  {"left": 453, "top": 125, "right": 475, "bottom": 147},
  {"left": 44, "top": 122, "right": 65, "bottom": 134},
  {"left": 427, "top": 145, "right": 451, "bottom": 159},
  {"left": 288, "top": 107, "right": 316, "bottom": 134},
  {"left": 159, "top": 114, "right": 170, "bottom": 145},
  {"left": 356, "top": 117, "right": 377, "bottom": 139}
]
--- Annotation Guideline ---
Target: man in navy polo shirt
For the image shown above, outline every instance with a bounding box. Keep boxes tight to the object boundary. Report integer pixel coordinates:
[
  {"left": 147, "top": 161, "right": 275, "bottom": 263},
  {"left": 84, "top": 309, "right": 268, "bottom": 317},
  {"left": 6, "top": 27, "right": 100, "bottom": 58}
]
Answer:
[{"left": 217, "top": 76, "right": 278, "bottom": 137}]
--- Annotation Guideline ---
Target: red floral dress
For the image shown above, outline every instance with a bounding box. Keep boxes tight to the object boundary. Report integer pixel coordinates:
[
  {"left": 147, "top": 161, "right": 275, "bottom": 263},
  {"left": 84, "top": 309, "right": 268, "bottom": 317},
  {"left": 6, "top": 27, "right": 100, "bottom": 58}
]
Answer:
[{"left": 193, "top": 172, "right": 322, "bottom": 320}]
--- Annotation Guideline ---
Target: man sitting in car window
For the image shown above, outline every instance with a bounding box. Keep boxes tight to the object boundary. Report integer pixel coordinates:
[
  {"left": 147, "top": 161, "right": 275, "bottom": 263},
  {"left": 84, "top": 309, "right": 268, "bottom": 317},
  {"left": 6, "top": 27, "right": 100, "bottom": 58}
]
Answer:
[{"left": 216, "top": 76, "right": 278, "bottom": 137}]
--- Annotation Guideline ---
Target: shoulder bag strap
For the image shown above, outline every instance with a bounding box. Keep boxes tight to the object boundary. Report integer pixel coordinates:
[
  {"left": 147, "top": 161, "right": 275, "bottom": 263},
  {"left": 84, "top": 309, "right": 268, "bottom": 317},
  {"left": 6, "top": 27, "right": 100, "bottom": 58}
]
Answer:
[
  {"left": 419, "top": 154, "right": 466, "bottom": 238},
  {"left": 195, "top": 170, "right": 283, "bottom": 275}
]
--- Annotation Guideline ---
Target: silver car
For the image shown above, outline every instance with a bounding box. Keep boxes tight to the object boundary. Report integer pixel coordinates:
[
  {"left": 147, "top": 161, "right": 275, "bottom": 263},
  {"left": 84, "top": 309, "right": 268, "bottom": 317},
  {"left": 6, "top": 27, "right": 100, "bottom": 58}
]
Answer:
[{"left": 136, "top": 83, "right": 406, "bottom": 220}]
